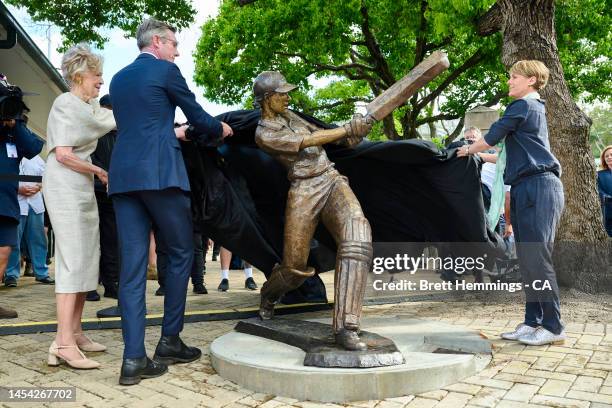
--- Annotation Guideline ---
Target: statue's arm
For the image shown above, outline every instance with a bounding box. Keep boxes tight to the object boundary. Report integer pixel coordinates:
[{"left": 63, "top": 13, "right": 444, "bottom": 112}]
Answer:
[
  {"left": 301, "top": 113, "right": 372, "bottom": 149},
  {"left": 300, "top": 127, "right": 347, "bottom": 148}
]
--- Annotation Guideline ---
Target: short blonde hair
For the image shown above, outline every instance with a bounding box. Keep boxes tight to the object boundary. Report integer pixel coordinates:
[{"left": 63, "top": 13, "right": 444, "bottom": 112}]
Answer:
[
  {"left": 61, "top": 43, "right": 103, "bottom": 86},
  {"left": 510, "top": 60, "right": 550, "bottom": 90},
  {"left": 601, "top": 145, "right": 612, "bottom": 170},
  {"left": 464, "top": 126, "right": 482, "bottom": 138}
]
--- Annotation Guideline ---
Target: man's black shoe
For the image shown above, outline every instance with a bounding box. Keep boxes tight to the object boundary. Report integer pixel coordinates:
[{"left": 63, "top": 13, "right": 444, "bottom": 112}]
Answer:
[
  {"left": 155, "top": 286, "right": 165, "bottom": 296},
  {"left": 245, "top": 277, "right": 258, "bottom": 290},
  {"left": 4, "top": 277, "right": 17, "bottom": 288},
  {"left": 119, "top": 356, "right": 167, "bottom": 386},
  {"left": 97, "top": 305, "right": 121, "bottom": 318},
  {"left": 152, "top": 335, "right": 201, "bottom": 365},
  {"left": 193, "top": 283, "right": 208, "bottom": 294},
  {"left": 35, "top": 276, "right": 55, "bottom": 285},
  {"left": 86, "top": 290, "right": 100, "bottom": 301},
  {"left": 104, "top": 282, "right": 119, "bottom": 299},
  {"left": 217, "top": 279, "right": 229, "bottom": 292}
]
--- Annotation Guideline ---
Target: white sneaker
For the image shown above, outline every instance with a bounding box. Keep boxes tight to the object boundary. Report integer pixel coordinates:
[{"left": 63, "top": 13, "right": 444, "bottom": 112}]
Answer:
[
  {"left": 519, "top": 327, "right": 566, "bottom": 346},
  {"left": 501, "top": 323, "right": 538, "bottom": 340}
]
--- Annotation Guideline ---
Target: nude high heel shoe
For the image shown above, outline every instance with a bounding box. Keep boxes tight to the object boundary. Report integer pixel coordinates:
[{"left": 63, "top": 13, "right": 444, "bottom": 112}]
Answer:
[
  {"left": 48, "top": 341, "right": 100, "bottom": 369},
  {"left": 75, "top": 332, "right": 107, "bottom": 352}
]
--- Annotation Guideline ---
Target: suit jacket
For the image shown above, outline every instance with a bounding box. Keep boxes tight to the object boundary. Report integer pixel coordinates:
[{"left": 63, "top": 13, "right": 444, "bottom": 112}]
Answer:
[
  {"left": 108, "top": 53, "right": 223, "bottom": 194},
  {"left": 91, "top": 129, "right": 116, "bottom": 193}
]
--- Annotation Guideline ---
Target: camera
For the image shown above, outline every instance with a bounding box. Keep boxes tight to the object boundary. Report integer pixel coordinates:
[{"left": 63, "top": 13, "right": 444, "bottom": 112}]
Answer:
[{"left": 0, "top": 73, "right": 29, "bottom": 121}]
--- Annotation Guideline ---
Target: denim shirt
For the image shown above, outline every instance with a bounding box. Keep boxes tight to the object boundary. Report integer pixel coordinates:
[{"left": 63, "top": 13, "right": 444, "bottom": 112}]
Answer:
[{"left": 484, "top": 94, "right": 561, "bottom": 186}]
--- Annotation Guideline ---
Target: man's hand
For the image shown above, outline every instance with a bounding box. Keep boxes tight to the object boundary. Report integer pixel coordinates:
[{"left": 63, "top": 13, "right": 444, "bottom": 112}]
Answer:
[
  {"left": 457, "top": 144, "right": 471, "bottom": 158},
  {"left": 175, "top": 125, "right": 189, "bottom": 141},
  {"left": 343, "top": 113, "right": 372, "bottom": 145},
  {"left": 221, "top": 122, "right": 233, "bottom": 139},
  {"left": 18, "top": 184, "right": 40, "bottom": 196}
]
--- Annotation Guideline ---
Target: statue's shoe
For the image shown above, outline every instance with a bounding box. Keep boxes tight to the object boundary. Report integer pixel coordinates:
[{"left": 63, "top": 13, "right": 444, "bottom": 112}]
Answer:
[
  {"left": 335, "top": 329, "right": 367, "bottom": 351},
  {"left": 259, "top": 297, "right": 275, "bottom": 320}
]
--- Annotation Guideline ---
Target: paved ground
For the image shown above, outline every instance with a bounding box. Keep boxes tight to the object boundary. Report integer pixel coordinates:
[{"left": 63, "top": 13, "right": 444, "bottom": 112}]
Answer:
[{"left": 1, "top": 257, "right": 612, "bottom": 408}]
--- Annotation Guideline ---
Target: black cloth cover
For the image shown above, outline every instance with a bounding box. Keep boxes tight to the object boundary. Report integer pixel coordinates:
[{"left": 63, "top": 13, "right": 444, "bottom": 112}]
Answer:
[{"left": 181, "top": 109, "right": 501, "bottom": 278}]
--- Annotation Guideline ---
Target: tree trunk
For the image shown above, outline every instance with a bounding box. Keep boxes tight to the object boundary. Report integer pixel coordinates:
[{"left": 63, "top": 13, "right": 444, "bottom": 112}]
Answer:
[
  {"left": 382, "top": 115, "right": 400, "bottom": 140},
  {"left": 427, "top": 121, "right": 436, "bottom": 140},
  {"left": 401, "top": 110, "right": 420, "bottom": 139},
  {"left": 478, "top": 0, "right": 611, "bottom": 292}
]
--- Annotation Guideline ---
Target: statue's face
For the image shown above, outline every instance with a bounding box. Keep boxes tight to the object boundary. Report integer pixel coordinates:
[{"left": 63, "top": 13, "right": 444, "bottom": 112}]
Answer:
[{"left": 266, "top": 92, "right": 290, "bottom": 115}]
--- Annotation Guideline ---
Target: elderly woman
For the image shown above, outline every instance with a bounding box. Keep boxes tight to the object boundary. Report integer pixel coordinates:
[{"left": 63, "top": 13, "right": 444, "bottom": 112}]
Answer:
[
  {"left": 43, "top": 44, "right": 115, "bottom": 369},
  {"left": 598, "top": 146, "right": 612, "bottom": 237}
]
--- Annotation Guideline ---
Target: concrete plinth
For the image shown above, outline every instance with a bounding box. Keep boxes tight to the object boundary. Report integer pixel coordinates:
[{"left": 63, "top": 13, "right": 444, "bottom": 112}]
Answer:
[{"left": 211, "top": 316, "right": 492, "bottom": 402}]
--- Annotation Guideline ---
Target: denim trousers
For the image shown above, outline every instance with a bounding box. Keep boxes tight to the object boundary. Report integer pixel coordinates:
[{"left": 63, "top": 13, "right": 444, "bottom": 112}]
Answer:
[
  {"left": 6, "top": 207, "right": 49, "bottom": 280},
  {"left": 511, "top": 172, "right": 564, "bottom": 334}
]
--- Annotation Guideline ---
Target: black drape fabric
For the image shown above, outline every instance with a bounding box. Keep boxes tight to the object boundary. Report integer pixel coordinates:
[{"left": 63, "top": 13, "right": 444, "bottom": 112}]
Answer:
[{"left": 181, "top": 109, "right": 501, "bottom": 277}]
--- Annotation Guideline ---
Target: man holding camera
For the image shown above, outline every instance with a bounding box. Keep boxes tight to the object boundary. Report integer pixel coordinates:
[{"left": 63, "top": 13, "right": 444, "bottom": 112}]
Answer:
[{"left": 0, "top": 73, "right": 44, "bottom": 318}]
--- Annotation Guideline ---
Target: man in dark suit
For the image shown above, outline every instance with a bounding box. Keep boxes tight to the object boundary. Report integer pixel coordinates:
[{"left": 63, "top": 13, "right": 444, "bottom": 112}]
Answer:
[
  {"left": 91, "top": 95, "right": 119, "bottom": 301},
  {"left": 109, "top": 18, "right": 232, "bottom": 385}
]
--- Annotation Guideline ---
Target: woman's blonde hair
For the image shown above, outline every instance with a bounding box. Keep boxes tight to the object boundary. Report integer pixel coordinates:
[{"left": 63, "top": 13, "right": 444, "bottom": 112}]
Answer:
[
  {"left": 61, "top": 43, "right": 103, "bottom": 86},
  {"left": 601, "top": 145, "right": 612, "bottom": 170},
  {"left": 510, "top": 60, "right": 550, "bottom": 90}
]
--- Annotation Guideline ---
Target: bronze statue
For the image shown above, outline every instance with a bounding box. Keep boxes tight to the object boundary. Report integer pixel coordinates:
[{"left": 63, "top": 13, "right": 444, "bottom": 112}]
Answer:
[
  {"left": 252, "top": 54, "right": 450, "bottom": 352},
  {"left": 254, "top": 71, "right": 373, "bottom": 351}
]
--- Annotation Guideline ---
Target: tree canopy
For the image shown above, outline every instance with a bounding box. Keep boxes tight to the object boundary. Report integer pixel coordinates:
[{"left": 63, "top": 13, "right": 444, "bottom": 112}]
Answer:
[
  {"left": 6, "top": 0, "right": 196, "bottom": 50},
  {"left": 588, "top": 105, "right": 612, "bottom": 159},
  {"left": 193, "top": 0, "right": 610, "bottom": 140},
  {"left": 6, "top": 0, "right": 609, "bottom": 140}
]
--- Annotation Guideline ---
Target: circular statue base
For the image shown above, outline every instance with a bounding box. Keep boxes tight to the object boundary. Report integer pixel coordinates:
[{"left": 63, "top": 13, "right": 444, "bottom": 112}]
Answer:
[{"left": 211, "top": 316, "right": 492, "bottom": 402}]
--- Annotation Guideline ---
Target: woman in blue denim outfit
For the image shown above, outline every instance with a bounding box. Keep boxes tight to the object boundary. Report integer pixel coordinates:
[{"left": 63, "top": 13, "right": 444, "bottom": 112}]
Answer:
[{"left": 458, "top": 60, "right": 565, "bottom": 346}]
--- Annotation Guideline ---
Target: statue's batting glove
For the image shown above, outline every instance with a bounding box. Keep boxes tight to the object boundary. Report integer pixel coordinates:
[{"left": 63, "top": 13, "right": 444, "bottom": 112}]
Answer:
[{"left": 343, "top": 113, "right": 373, "bottom": 145}]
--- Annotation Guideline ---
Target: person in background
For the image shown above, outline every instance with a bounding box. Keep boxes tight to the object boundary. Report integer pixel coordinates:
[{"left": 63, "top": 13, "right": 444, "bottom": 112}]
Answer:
[
  {"left": 458, "top": 60, "right": 565, "bottom": 346},
  {"left": 217, "top": 247, "right": 257, "bottom": 291},
  {"left": 155, "top": 229, "right": 209, "bottom": 296},
  {"left": 91, "top": 94, "right": 120, "bottom": 299},
  {"left": 4, "top": 154, "right": 54, "bottom": 287},
  {"left": 211, "top": 241, "right": 220, "bottom": 261},
  {"left": 597, "top": 145, "right": 612, "bottom": 237},
  {"left": 1, "top": 72, "right": 44, "bottom": 318}
]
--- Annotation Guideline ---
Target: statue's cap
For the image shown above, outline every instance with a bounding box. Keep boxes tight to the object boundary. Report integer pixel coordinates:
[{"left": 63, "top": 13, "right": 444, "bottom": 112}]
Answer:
[{"left": 253, "top": 71, "right": 297, "bottom": 101}]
